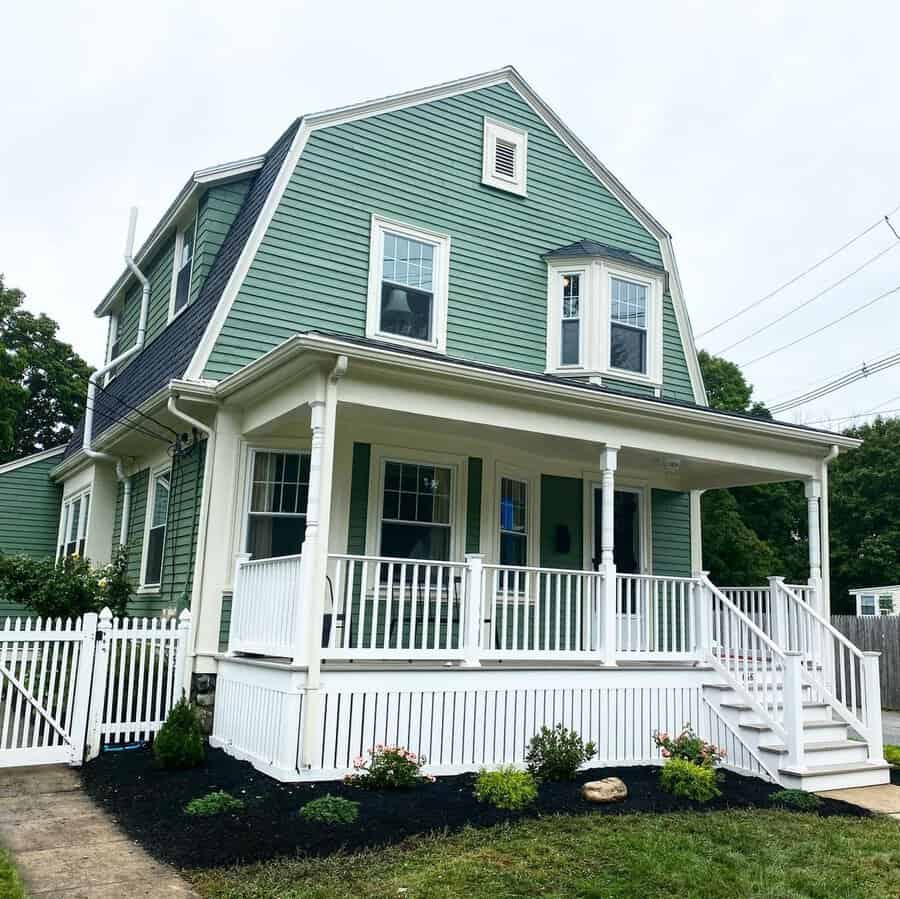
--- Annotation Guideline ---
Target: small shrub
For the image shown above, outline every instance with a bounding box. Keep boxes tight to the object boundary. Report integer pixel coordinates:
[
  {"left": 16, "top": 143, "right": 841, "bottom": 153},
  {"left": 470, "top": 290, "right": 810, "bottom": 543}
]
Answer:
[
  {"left": 299, "top": 794, "right": 360, "bottom": 824},
  {"left": 884, "top": 744, "right": 900, "bottom": 767},
  {"left": 525, "top": 725, "right": 596, "bottom": 782},
  {"left": 184, "top": 790, "right": 244, "bottom": 816},
  {"left": 658, "top": 756, "right": 721, "bottom": 802},
  {"left": 770, "top": 788, "right": 822, "bottom": 812},
  {"left": 345, "top": 745, "right": 434, "bottom": 789},
  {"left": 473, "top": 766, "right": 538, "bottom": 810},
  {"left": 153, "top": 697, "right": 204, "bottom": 769},
  {"left": 654, "top": 725, "right": 725, "bottom": 768}
]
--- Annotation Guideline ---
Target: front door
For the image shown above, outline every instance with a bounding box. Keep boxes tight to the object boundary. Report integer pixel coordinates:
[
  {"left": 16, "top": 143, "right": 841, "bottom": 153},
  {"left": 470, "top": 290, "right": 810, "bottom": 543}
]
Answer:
[{"left": 592, "top": 487, "right": 642, "bottom": 573}]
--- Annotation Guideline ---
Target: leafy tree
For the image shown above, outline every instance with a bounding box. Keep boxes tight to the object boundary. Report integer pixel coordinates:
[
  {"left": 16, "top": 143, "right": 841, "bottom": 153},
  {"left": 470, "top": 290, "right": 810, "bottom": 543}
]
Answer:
[
  {"left": 698, "top": 350, "right": 770, "bottom": 419},
  {"left": 828, "top": 418, "right": 900, "bottom": 612},
  {"left": 0, "top": 274, "right": 93, "bottom": 462}
]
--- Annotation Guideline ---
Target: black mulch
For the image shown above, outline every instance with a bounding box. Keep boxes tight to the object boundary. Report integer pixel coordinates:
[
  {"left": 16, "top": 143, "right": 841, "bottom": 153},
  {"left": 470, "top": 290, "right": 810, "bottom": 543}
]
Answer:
[{"left": 79, "top": 745, "right": 872, "bottom": 871}]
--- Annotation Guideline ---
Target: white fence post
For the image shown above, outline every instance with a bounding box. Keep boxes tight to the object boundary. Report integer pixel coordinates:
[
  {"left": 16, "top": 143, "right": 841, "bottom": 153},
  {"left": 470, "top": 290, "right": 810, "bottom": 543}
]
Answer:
[
  {"left": 67, "top": 612, "right": 99, "bottom": 766},
  {"left": 462, "top": 554, "right": 484, "bottom": 667},
  {"left": 85, "top": 608, "right": 113, "bottom": 761},
  {"left": 176, "top": 609, "right": 193, "bottom": 701},
  {"left": 694, "top": 572, "right": 711, "bottom": 659},
  {"left": 601, "top": 562, "right": 618, "bottom": 666},
  {"left": 227, "top": 552, "right": 251, "bottom": 654},
  {"left": 862, "top": 651, "right": 885, "bottom": 762},
  {"left": 782, "top": 651, "right": 805, "bottom": 771}
]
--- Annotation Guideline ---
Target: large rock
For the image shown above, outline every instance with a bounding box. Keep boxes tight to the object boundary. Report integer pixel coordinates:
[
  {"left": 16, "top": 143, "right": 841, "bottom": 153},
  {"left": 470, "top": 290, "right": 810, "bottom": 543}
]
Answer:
[{"left": 581, "top": 777, "right": 627, "bottom": 803}]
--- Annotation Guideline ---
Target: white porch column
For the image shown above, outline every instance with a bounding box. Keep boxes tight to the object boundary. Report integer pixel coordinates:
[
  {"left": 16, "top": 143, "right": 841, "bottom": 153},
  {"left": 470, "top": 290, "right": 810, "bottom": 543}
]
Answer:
[
  {"left": 599, "top": 445, "right": 619, "bottom": 665},
  {"left": 805, "top": 479, "right": 823, "bottom": 613},
  {"left": 298, "top": 357, "right": 346, "bottom": 770}
]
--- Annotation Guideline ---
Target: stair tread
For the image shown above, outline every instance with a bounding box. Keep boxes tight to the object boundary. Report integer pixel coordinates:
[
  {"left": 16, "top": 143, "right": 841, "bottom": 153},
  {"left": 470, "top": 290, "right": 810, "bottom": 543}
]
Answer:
[
  {"left": 760, "top": 739, "right": 867, "bottom": 754},
  {"left": 739, "top": 719, "right": 844, "bottom": 733},
  {"left": 780, "top": 761, "right": 890, "bottom": 775},
  {"left": 719, "top": 700, "right": 829, "bottom": 712}
]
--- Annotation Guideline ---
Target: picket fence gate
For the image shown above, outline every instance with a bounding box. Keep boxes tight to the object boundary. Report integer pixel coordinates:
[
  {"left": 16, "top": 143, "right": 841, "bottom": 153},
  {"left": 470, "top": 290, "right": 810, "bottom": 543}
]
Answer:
[{"left": 0, "top": 607, "right": 191, "bottom": 769}]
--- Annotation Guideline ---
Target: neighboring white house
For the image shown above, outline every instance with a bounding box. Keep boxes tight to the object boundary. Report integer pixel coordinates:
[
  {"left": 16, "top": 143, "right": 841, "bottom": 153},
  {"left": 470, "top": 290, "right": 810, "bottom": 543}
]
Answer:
[{"left": 851, "top": 586, "right": 900, "bottom": 617}]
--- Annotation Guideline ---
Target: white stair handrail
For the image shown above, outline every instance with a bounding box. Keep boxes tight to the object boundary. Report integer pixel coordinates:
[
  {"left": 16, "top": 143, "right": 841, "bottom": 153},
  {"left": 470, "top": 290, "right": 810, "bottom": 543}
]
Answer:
[{"left": 699, "top": 574, "right": 791, "bottom": 744}]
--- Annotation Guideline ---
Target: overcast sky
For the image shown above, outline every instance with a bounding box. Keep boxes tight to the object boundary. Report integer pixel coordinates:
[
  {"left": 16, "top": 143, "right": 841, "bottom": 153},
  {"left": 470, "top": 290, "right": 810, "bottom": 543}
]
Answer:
[{"left": 3, "top": 1, "right": 899, "bottom": 429}]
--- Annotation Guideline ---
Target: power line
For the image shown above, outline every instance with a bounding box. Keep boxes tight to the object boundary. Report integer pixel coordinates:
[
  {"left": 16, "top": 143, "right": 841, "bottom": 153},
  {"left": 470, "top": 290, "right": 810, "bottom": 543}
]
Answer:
[
  {"left": 697, "top": 203, "right": 900, "bottom": 339},
  {"left": 738, "top": 282, "right": 900, "bottom": 368},
  {"left": 716, "top": 240, "right": 900, "bottom": 355},
  {"left": 88, "top": 403, "right": 173, "bottom": 444},
  {"left": 769, "top": 349, "right": 900, "bottom": 413},
  {"left": 93, "top": 379, "right": 179, "bottom": 437},
  {"left": 803, "top": 401, "right": 900, "bottom": 427}
]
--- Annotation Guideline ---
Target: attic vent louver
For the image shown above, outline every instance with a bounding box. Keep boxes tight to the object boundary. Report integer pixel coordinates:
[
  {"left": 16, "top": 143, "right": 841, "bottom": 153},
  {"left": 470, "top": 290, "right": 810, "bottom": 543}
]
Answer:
[
  {"left": 495, "top": 138, "right": 517, "bottom": 178},
  {"left": 482, "top": 117, "right": 527, "bottom": 197}
]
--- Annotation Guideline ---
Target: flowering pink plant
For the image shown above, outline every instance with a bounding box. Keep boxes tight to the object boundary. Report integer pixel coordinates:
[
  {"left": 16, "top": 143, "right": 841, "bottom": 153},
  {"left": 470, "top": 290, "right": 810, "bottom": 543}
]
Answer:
[
  {"left": 345, "top": 744, "right": 436, "bottom": 789},
  {"left": 654, "top": 725, "right": 725, "bottom": 769}
]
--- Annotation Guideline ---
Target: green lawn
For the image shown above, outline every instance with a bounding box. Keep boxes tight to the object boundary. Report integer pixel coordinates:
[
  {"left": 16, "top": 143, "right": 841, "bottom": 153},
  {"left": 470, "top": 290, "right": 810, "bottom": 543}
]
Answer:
[
  {"left": 188, "top": 810, "right": 900, "bottom": 899},
  {"left": 0, "top": 848, "right": 26, "bottom": 899}
]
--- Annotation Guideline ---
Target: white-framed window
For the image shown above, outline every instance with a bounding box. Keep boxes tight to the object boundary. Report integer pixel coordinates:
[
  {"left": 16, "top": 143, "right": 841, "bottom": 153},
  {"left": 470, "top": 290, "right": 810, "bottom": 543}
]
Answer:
[
  {"left": 546, "top": 259, "right": 663, "bottom": 385},
  {"left": 141, "top": 468, "right": 170, "bottom": 588},
  {"left": 482, "top": 117, "right": 528, "bottom": 196},
  {"left": 879, "top": 595, "right": 894, "bottom": 615},
  {"left": 379, "top": 459, "right": 453, "bottom": 561},
  {"left": 498, "top": 476, "right": 529, "bottom": 566},
  {"left": 366, "top": 215, "right": 450, "bottom": 353},
  {"left": 244, "top": 449, "right": 311, "bottom": 559},
  {"left": 169, "top": 218, "right": 196, "bottom": 320},
  {"left": 58, "top": 490, "right": 90, "bottom": 559}
]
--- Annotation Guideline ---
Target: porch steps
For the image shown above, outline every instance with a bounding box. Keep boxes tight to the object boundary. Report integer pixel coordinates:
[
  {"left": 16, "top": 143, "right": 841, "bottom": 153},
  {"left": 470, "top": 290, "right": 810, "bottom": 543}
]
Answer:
[{"left": 703, "top": 681, "right": 890, "bottom": 791}]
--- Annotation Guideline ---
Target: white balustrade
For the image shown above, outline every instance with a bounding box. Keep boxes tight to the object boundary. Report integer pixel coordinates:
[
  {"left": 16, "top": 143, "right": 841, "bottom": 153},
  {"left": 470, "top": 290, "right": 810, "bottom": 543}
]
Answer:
[
  {"left": 324, "top": 555, "right": 469, "bottom": 659},
  {"left": 480, "top": 565, "right": 604, "bottom": 659},
  {"left": 616, "top": 574, "right": 698, "bottom": 657},
  {"left": 718, "top": 587, "right": 772, "bottom": 639},
  {"left": 228, "top": 554, "right": 304, "bottom": 658}
]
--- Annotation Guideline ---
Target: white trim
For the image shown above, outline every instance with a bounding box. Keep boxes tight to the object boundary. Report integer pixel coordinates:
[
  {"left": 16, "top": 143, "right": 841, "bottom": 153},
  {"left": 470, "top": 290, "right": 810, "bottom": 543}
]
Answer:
[
  {"left": 140, "top": 462, "right": 172, "bottom": 590},
  {"left": 365, "top": 215, "right": 450, "bottom": 354},
  {"left": 184, "top": 66, "right": 707, "bottom": 401},
  {"left": 605, "top": 263, "right": 663, "bottom": 386},
  {"left": 366, "top": 445, "right": 467, "bottom": 562},
  {"left": 94, "top": 156, "right": 265, "bottom": 317},
  {"left": 481, "top": 116, "right": 528, "bottom": 196},
  {"left": 545, "top": 264, "right": 591, "bottom": 373},
  {"left": 0, "top": 445, "right": 65, "bottom": 476},
  {"left": 57, "top": 487, "right": 91, "bottom": 560}
]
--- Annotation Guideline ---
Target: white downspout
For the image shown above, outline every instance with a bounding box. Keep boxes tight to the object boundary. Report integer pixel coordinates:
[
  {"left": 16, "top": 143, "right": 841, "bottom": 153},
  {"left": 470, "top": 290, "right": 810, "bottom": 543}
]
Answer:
[
  {"left": 83, "top": 208, "right": 152, "bottom": 544},
  {"left": 167, "top": 394, "right": 216, "bottom": 693}
]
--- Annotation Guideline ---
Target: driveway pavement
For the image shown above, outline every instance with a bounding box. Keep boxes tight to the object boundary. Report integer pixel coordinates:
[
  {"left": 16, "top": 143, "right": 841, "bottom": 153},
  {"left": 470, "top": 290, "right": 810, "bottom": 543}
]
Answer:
[
  {"left": 0, "top": 765, "right": 196, "bottom": 898},
  {"left": 883, "top": 709, "right": 900, "bottom": 745}
]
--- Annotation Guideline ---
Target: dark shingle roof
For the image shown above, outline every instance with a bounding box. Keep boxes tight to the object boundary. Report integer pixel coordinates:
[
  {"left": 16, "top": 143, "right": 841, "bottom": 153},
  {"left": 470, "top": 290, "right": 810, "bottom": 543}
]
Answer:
[
  {"left": 63, "top": 118, "right": 301, "bottom": 461},
  {"left": 542, "top": 239, "right": 665, "bottom": 272}
]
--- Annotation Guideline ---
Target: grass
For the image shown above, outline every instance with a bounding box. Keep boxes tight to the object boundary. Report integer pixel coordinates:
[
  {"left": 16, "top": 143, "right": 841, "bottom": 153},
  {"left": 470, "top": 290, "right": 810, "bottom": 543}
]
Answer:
[
  {"left": 187, "top": 810, "right": 900, "bottom": 899},
  {"left": 885, "top": 744, "right": 900, "bottom": 767},
  {"left": 0, "top": 848, "right": 26, "bottom": 899}
]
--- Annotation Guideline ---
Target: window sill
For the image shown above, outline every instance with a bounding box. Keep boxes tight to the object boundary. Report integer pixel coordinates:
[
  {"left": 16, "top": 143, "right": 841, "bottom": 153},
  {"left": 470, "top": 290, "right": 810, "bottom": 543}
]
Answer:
[
  {"left": 136, "top": 584, "right": 161, "bottom": 595},
  {"left": 370, "top": 329, "right": 445, "bottom": 355},
  {"left": 544, "top": 366, "right": 661, "bottom": 389}
]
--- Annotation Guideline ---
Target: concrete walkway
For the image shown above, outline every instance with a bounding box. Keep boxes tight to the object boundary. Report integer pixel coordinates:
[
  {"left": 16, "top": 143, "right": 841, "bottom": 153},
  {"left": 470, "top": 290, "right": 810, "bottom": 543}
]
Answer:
[
  {"left": 818, "top": 782, "right": 900, "bottom": 820},
  {"left": 0, "top": 765, "right": 196, "bottom": 898}
]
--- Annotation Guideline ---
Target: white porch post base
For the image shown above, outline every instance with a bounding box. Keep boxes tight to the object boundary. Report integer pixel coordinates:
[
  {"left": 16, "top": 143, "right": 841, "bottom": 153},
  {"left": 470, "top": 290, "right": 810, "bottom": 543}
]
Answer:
[
  {"left": 782, "top": 651, "right": 805, "bottom": 771},
  {"left": 461, "top": 554, "right": 484, "bottom": 667},
  {"left": 601, "top": 561, "right": 618, "bottom": 665},
  {"left": 862, "top": 652, "right": 885, "bottom": 763}
]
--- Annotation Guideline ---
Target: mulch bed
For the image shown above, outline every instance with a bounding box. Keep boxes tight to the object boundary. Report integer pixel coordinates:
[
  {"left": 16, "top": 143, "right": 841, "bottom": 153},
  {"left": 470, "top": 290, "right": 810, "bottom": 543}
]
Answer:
[{"left": 79, "top": 745, "right": 871, "bottom": 870}]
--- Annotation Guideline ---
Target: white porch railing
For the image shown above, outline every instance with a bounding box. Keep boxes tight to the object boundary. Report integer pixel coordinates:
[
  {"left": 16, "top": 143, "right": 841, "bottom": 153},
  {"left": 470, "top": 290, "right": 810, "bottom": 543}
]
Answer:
[
  {"left": 616, "top": 574, "right": 698, "bottom": 657},
  {"left": 228, "top": 553, "right": 304, "bottom": 658},
  {"left": 323, "top": 555, "right": 469, "bottom": 659},
  {"left": 479, "top": 564, "right": 604, "bottom": 659},
  {"left": 718, "top": 586, "right": 771, "bottom": 637}
]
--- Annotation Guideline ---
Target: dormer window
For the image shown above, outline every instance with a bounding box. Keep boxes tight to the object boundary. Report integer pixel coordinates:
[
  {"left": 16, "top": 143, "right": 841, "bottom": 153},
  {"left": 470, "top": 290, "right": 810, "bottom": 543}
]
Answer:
[
  {"left": 482, "top": 118, "right": 527, "bottom": 196},
  {"left": 366, "top": 215, "right": 450, "bottom": 353},
  {"left": 170, "top": 219, "right": 195, "bottom": 320},
  {"left": 544, "top": 242, "right": 664, "bottom": 386}
]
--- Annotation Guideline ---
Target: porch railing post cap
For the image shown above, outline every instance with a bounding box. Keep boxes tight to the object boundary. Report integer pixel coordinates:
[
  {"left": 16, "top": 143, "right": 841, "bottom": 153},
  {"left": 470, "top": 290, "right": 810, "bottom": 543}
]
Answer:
[
  {"left": 783, "top": 650, "right": 804, "bottom": 657},
  {"left": 862, "top": 650, "right": 882, "bottom": 658},
  {"left": 464, "top": 553, "right": 485, "bottom": 561},
  {"left": 98, "top": 606, "right": 113, "bottom": 622},
  {"left": 178, "top": 609, "right": 192, "bottom": 623}
]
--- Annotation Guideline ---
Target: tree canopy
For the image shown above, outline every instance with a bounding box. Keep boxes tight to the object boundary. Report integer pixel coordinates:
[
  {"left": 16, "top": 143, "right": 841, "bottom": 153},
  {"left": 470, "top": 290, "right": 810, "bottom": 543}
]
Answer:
[
  {"left": 0, "top": 274, "right": 93, "bottom": 463},
  {"left": 698, "top": 350, "right": 900, "bottom": 612}
]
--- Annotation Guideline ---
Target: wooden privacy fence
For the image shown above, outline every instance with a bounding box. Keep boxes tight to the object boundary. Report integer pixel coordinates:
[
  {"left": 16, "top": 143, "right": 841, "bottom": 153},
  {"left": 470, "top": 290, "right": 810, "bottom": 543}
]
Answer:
[
  {"left": 832, "top": 615, "right": 900, "bottom": 710},
  {"left": 0, "top": 608, "right": 192, "bottom": 769}
]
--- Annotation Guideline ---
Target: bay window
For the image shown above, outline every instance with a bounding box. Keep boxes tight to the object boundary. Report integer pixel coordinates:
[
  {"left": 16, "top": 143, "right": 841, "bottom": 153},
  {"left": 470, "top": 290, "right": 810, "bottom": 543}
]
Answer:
[
  {"left": 610, "top": 276, "right": 648, "bottom": 374},
  {"left": 58, "top": 491, "right": 90, "bottom": 559},
  {"left": 560, "top": 273, "right": 582, "bottom": 366},
  {"left": 245, "top": 450, "right": 311, "bottom": 559},
  {"left": 142, "top": 470, "right": 170, "bottom": 587}
]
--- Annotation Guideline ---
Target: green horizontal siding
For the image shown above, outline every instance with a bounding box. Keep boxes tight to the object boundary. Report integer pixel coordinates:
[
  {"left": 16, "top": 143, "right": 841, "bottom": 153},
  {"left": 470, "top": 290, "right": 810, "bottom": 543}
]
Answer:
[
  {"left": 112, "top": 440, "right": 206, "bottom": 617},
  {"left": 205, "top": 82, "right": 693, "bottom": 401},
  {"left": 189, "top": 179, "right": 253, "bottom": 306},
  {"left": 651, "top": 489, "right": 692, "bottom": 577},
  {"left": 0, "top": 454, "right": 62, "bottom": 616}
]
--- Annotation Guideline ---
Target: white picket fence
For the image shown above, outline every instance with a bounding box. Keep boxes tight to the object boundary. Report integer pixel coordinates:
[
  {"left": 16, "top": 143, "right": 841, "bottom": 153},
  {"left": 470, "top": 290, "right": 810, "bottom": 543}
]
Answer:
[{"left": 0, "top": 608, "right": 192, "bottom": 769}]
